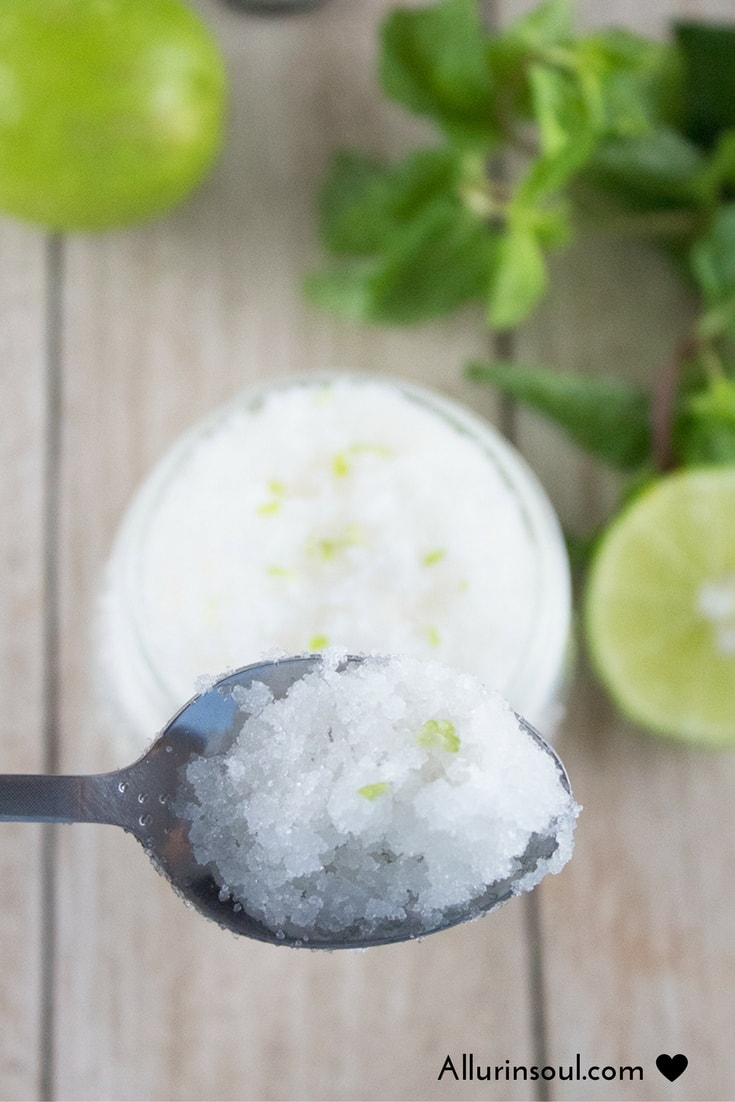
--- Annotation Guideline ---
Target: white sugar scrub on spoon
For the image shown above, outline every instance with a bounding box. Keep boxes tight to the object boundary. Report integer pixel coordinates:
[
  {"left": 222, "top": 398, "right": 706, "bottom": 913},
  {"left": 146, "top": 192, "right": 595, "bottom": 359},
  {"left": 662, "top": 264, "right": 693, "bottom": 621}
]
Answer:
[
  {"left": 179, "top": 653, "right": 579, "bottom": 945},
  {"left": 98, "top": 374, "right": 571, "bottom": 756}
]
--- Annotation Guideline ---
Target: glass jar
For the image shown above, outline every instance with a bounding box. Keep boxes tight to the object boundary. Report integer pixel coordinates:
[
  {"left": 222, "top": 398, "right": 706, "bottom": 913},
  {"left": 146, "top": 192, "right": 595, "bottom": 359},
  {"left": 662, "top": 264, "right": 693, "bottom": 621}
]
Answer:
[{"left": 96, "top": 373, "right": 571, "bottom": 758}]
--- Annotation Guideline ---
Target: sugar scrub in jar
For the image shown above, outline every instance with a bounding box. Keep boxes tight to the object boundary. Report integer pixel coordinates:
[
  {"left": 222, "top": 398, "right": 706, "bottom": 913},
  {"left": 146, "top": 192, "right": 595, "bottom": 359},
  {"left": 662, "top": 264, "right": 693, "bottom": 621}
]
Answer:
[{"left": 97, "top": 373, "right": 571, "bottom": 757}]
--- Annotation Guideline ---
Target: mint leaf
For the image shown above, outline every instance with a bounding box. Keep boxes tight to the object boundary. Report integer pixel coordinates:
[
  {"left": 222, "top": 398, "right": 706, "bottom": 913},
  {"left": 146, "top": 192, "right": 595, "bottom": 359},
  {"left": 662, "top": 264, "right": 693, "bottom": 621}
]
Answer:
[
  {"left": 468, "top": 360, "right": 651, "bottom": 468},
  {"left": 699, "top": 129, "right": 735, "bottom": 199},
  {"left": 486, "top": 224, "right": 547, "bottom": 330},
  {"left": 379, "top": 0, "right": 498, "bottom": 146},
  {"left": 318, "top": 148, "right": 457, "bottom": 256},
  {"left": 691, "top": 204, "right": 735, "bottom": 338},
  {"left": 576, "top": 31, "right": 680, "bottom": 139},
  {"left": 583, "top": 127, "right": 707, "bottom": 209},
  {"left": 309, "top": 146, "right": 497, "bottom": 324},
  {"left": 317, "top": 152, "right": 390, "bottom": 256},
  {"left": 304, "top": 259, "right": 384, "bottom": 321},
  {"left": 675, "top": 21, "right": 735, "bottom": 149},
  {"left": 502, "top": 0, "right": 573, "bottom": 51},
  {"left": 527, "top": 202, "right": 572, "bottom": 248},
  {"left": 678, "top": 420, "right": 735, "bottom": 464},
  {"left": 518, "top": 28, "right": 674, "bottom": 205},
  {"left": 691, "top": 204, "right": 735, "bottom": 300},
  {"left": 307, "top": 196, "right": 495, "bottom": 324},
  {"left": 520, "top": 62, "right": 600, "bottom": 201},
  {"left": 674, "top": 375, "right": 735, "bottom": 464},
  {"left": 484, "top": 0, "right": 574, "bottom": 126}
]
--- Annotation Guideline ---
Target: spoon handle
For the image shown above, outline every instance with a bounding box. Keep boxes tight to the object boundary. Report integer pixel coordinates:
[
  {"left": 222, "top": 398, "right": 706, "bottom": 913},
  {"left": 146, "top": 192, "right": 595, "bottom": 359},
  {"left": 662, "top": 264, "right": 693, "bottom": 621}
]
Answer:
[{"left": 0, "top": 772, "right": 125, "bottom": 825}]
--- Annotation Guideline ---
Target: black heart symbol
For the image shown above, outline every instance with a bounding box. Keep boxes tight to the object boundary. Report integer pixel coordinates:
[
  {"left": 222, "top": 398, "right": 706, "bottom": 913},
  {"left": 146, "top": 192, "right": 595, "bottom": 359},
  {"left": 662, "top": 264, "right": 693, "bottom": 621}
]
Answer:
[{"left": 656, "top": 1053, "right": 688, "bottom": 1082}]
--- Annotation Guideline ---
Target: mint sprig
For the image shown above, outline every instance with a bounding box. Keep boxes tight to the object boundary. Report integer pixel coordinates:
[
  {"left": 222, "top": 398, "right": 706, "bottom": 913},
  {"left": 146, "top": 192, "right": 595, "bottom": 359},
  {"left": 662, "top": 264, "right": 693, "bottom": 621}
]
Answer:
[
  {"left": 307, "top": 0, "right": 735, "bottom": 571},
  {"left": 308, "top": 0, "right": 709, "bottom": 330}
]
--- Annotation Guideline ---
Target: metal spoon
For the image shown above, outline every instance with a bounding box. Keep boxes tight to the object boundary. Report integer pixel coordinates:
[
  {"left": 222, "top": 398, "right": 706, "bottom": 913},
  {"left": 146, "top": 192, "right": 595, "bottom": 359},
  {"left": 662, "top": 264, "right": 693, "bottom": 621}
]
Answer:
[
  {"left": 223, "top": 0, "right": 329, "bottom": 13},
  {"left": 0, "top": 655, "right": 571, "bottom": 949}
]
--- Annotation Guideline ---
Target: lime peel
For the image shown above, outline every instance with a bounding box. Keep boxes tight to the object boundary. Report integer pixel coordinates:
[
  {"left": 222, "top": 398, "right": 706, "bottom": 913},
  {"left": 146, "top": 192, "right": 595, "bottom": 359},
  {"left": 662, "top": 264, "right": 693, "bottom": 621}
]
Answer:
[
  {"left": 417, "top": 718, "right": 460, "bottom": 752},
  {"left": 256, "top": 500, "right": 281, "bottom": 515},
  {"left": 332, "top": 452, "right": 350, "bottom": 477},
  {"left": 357, "top": 782, "right": 390, "bottom": 801}
]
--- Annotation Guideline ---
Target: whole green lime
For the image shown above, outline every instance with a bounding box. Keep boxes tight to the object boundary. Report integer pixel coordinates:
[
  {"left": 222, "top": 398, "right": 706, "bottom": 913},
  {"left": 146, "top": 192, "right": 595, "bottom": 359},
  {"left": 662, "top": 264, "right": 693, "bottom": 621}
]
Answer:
[{"left": 0, "top": 0, "right": 226, "bottom": 230}]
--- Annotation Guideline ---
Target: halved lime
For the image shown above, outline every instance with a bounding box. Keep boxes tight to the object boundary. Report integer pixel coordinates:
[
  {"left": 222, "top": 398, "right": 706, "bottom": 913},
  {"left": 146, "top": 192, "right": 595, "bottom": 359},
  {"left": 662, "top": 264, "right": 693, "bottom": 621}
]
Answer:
[
  {"left": 0, "top": 0, "right": 226, "bottom": 230},
  {"left": 585, "top": 467, "right": 735, "bottom": 745}
]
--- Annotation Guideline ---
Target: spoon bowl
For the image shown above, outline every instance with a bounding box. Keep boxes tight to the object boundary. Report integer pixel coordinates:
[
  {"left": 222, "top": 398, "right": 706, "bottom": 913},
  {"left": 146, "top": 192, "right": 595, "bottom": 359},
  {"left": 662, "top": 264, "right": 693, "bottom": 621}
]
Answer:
[{"left": 0, "top": 655, "right": 571, "bottom": 948}]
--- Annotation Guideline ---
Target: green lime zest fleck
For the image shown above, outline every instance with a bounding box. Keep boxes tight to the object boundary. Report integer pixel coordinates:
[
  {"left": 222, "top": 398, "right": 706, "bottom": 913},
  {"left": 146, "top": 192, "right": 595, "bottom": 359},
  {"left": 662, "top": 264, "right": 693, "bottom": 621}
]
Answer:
[
  {"left": 308, "top": 537, "right": 339, "bottom": 560},
  {"left": 257, "top": 480, "right": 285, "bottom": 514},
  {"left": 308, "top": 634, "right": 330, "bottom": 650},
  {"left": 307, "top": 524, "right": 364, "bottom": 560},
  {"left": 422, "top": 548, "right": 446, "bottom": 566},
  {"left": 427, "top": 625, "right": 441, "bottom": 647},
  {"left": 417, "top": 718, "right": 460, "bottom": 752},
  {"left": 349, "top": 442, "right": 393, "bottom": 457},
  {"left": 357, "top": 782, "right": 390, "bottom": 801},
  {"left": 332, "top": 452, "right": 350, "bottom": 477},
  {"left": 256, "top": 500, "right": 281, "bottom": 516},
  {"left": 332, "top": 444, "right": 394, "bottom": 476}
]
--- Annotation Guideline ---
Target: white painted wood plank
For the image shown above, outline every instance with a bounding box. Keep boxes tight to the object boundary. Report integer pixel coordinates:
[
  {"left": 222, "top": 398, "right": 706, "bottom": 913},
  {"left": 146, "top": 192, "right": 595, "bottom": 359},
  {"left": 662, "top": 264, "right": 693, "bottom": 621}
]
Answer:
[
  {"left": 0, "top": 224, "right": 48, "bottom": 1101},
  {"left": 542, "top": 674, "right": 735, "bottom": 1101}
]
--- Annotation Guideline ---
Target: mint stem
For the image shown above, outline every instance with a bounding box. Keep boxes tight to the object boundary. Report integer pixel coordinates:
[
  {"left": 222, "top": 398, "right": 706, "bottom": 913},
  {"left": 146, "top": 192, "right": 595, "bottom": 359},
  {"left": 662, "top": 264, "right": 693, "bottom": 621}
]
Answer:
[{"left": 650, "top": 338, "right": 695, "bottom": 472}]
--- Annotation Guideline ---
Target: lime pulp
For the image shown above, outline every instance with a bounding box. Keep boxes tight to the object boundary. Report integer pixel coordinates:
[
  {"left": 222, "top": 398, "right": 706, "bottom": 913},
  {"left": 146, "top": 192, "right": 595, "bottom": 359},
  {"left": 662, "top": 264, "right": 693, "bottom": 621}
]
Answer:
[{"left": 585, "top": 467, "right": 735, "bottom": 745}]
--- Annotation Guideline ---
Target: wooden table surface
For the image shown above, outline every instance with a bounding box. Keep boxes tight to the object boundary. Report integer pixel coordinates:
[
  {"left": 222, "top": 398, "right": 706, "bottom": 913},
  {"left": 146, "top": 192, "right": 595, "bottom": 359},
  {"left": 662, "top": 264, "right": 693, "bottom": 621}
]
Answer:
[{"left": 2, "top": 1, "right": 735, "bottom": 1099}]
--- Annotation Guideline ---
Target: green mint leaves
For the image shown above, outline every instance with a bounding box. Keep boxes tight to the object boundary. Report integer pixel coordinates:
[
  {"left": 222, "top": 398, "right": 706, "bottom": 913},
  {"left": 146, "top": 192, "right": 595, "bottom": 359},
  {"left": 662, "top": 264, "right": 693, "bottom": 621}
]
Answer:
[
  {"left": 467, "top": 361, "right": 651, "bottom": 470},
  {"left": 305, "top": 147, "right": 498, "bottom": 323},
  {"left": 309, "top": 1, "right": 735, "bottom": 330},
  {"left": 308, "top": 0, "right": 735, "bottom": 502},
  {"left": 468, "top": 353, "right": 735, "bottom": 475},
  {"left": 692, "top": 205, "right": 735, "bottom": 341},
  {"left": 308, "top": 0, "right": 683, "bottom": 331},
  {"left": 675, "top": 22, "right": 735, "bottom": 149},
  {"left": 379, "top": 0, "right": 498, "bottom": 146}
]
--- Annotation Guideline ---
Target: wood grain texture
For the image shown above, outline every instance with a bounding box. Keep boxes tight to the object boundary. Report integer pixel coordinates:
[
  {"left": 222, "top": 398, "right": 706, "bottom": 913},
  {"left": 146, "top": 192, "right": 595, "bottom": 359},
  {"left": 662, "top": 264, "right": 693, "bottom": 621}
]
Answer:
[{"left": 0, "top": 226, "right": 47, "bottom": 1100}]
